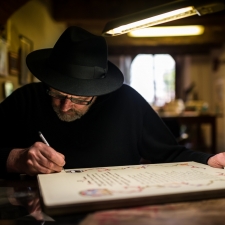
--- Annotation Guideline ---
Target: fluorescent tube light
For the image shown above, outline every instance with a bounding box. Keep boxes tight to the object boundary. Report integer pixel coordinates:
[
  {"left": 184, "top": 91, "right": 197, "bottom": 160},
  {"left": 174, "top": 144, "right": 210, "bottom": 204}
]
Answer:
[
  {"left": 102, "top": 0, "right": 225, "bottom": 36},
  {"left": 128, "top": 25, "right": 205, "bottom": 37},
  {"left": 107, "top": 7, "right": 197, "bottom": 36}
]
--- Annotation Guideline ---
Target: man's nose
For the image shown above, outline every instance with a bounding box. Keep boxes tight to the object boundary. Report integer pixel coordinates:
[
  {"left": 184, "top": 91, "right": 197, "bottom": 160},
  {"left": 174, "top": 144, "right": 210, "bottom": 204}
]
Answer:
[{"left": 60, "top": 98, "right": 73, "bottom": 111}]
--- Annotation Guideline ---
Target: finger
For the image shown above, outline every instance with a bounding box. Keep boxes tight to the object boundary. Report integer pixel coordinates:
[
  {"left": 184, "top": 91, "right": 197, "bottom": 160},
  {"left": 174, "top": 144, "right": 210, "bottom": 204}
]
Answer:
[
  {"left": 26, "top": 143, "right": 63, "bottom": 174},
  {"left": 57, "top": 152, "right": 65, "bottom": 160},
  {"left": 34, "top": 142, "right": 65, "bottom": 167},
  {"left": 42, "top": 149, "right": 65, "bottom": 168},
  {"left": 26, "top": 156, "right": 57, "bottom": 175},
  {"left": 27, "top": 151, "right": 63, "bottom": 173}
]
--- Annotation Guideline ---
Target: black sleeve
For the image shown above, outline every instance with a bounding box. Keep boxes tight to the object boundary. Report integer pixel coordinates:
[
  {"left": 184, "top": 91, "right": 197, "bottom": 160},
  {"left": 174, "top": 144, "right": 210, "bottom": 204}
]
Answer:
[
  {"left": 0, "top": 90, "right": 23, "bottom": 178},
  {"left": 0, "top": 83, "right": 47, "bottom": 178}
]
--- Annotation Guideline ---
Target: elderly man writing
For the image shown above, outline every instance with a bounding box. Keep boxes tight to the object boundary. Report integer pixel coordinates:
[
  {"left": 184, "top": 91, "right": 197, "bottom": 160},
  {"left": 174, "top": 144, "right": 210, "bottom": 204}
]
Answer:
[{"left": 0, "top": 26, "right": 224, "bottom": 178}]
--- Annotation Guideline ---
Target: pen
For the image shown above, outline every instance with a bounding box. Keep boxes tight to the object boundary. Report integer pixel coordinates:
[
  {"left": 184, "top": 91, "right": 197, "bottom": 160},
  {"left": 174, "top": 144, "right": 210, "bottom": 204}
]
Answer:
[
  {"left": 39, "top": 131, "right": 50, "bottom": 146},
  {"left": 38, "top": 131, "right": 65, "bottom": 171}
]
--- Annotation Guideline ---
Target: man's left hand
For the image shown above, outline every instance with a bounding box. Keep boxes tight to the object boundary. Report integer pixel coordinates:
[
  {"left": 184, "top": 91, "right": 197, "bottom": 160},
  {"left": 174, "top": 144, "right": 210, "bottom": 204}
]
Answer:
[{"left": 207, "top": 153, "right": 225, "bottom": 169}]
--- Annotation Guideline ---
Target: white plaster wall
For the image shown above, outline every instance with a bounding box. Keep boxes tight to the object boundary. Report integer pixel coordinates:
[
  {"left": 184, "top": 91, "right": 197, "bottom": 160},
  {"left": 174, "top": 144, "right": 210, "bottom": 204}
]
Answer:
[{"left": 7, "top": 0, "right": 66, "bottom": 51}]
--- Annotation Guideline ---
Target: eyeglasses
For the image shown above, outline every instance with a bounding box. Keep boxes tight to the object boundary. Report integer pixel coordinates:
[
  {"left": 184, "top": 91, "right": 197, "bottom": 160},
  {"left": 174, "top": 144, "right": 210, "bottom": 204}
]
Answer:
[{"left": 47, "top": 89, "right": 94, "bottom": 105}]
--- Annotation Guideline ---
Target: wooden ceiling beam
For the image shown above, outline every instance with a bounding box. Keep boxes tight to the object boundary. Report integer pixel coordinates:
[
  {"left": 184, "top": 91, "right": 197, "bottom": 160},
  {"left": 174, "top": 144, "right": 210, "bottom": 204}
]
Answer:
[
  {"left": 0, "top": 0, "right": 224, "bottom": 54},
  {"left": 52, "top": 0, "right": 169, "bottom": 21}
]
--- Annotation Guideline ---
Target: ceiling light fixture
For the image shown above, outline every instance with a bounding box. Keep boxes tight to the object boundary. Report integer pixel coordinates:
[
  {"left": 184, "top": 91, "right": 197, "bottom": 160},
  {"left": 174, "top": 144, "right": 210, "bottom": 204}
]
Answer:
[
  {"left": 102, "top": 0, "right": 224, "bottom": 36},
  {"left": 128, "top": 25, "right": 205, "bottom": 37}
]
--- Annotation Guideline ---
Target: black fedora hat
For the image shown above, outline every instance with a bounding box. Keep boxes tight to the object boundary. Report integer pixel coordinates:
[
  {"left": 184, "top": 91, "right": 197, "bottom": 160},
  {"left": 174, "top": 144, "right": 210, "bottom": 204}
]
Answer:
[{"left": 26, "top": 26, "right": 124, "bottom": 96}]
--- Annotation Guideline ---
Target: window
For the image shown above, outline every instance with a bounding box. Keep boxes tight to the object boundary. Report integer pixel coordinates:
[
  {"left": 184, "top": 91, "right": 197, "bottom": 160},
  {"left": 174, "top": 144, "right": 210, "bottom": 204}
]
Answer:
[{"left": 130, "top": 54, "right": 175, "bottom": 107}]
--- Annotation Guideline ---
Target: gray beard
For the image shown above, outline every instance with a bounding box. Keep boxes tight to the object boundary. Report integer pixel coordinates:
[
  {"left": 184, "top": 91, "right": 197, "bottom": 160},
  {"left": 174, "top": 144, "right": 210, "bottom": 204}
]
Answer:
[
  {"left": 52, "top": 106, "right": 86, "bottom": 122},
  {"left": 52, "top": 97, "right": 96, "bottom": 122}
]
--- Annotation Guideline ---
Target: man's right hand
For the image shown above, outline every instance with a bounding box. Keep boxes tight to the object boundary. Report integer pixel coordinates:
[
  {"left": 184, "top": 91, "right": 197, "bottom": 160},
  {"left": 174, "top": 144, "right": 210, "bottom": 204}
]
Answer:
[{"left": 6, "top": 142, "right": 65, "bottom": 176}]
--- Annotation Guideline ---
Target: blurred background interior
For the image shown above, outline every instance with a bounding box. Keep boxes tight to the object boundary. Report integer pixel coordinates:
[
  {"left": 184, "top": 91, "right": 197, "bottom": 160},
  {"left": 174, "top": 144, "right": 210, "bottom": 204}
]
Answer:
[{"left": 0, "top": 0, "right": 225, "bottom": 154}]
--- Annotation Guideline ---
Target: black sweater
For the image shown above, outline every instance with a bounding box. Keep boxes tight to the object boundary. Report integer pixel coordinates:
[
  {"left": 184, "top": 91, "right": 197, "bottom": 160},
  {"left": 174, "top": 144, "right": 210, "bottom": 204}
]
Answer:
[{"left": 0, "top": 82, "right": 212, "bottom": 177}]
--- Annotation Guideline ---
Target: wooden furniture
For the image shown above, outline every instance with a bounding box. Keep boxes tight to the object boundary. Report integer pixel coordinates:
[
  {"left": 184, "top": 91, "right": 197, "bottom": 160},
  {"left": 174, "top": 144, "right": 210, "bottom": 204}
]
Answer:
[
  {"left": 160, "top": 113, "right": 217, "bottom": 154},
  {"left": 1, "top": 177, "right": 225, "bottom": 225}
]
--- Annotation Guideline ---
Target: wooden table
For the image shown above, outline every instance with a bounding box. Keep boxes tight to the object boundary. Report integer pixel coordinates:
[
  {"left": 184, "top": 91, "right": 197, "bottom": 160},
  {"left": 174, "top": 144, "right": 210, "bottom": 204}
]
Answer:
[
  {"left": 160, "top": 113, "right": 217, "bottom": 154},
  {"left": 1, "top": 177, "right": 225, "bottom": 225}
]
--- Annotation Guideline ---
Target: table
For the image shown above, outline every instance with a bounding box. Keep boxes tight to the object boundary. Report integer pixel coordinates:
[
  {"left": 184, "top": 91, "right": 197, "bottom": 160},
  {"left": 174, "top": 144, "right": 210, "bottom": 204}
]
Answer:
[
  {"left": 160, "top": 113, "right": 217, "bottom": 154},
  {"left": 1, "top": 177, "right": 225, "bottom": 225}
]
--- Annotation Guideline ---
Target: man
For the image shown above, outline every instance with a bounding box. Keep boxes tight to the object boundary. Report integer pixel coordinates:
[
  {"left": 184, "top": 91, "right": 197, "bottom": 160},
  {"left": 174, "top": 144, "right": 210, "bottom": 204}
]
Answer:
[{"left": 0, "top": 26, "right": 224, "bottom": 178}]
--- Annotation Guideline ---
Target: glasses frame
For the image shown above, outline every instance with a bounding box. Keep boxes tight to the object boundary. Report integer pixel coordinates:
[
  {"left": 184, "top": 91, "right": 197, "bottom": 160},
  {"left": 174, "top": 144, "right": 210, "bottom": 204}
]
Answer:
[{"left": 47, "top": 89, "right": 94, "bottom": 105}]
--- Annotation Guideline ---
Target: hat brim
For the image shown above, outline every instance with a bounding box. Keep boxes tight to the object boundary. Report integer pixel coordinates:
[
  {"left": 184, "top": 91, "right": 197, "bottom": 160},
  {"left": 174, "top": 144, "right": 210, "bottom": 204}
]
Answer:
[{"left": 26, "top": 49, "right": 124, "bottom": 96}]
